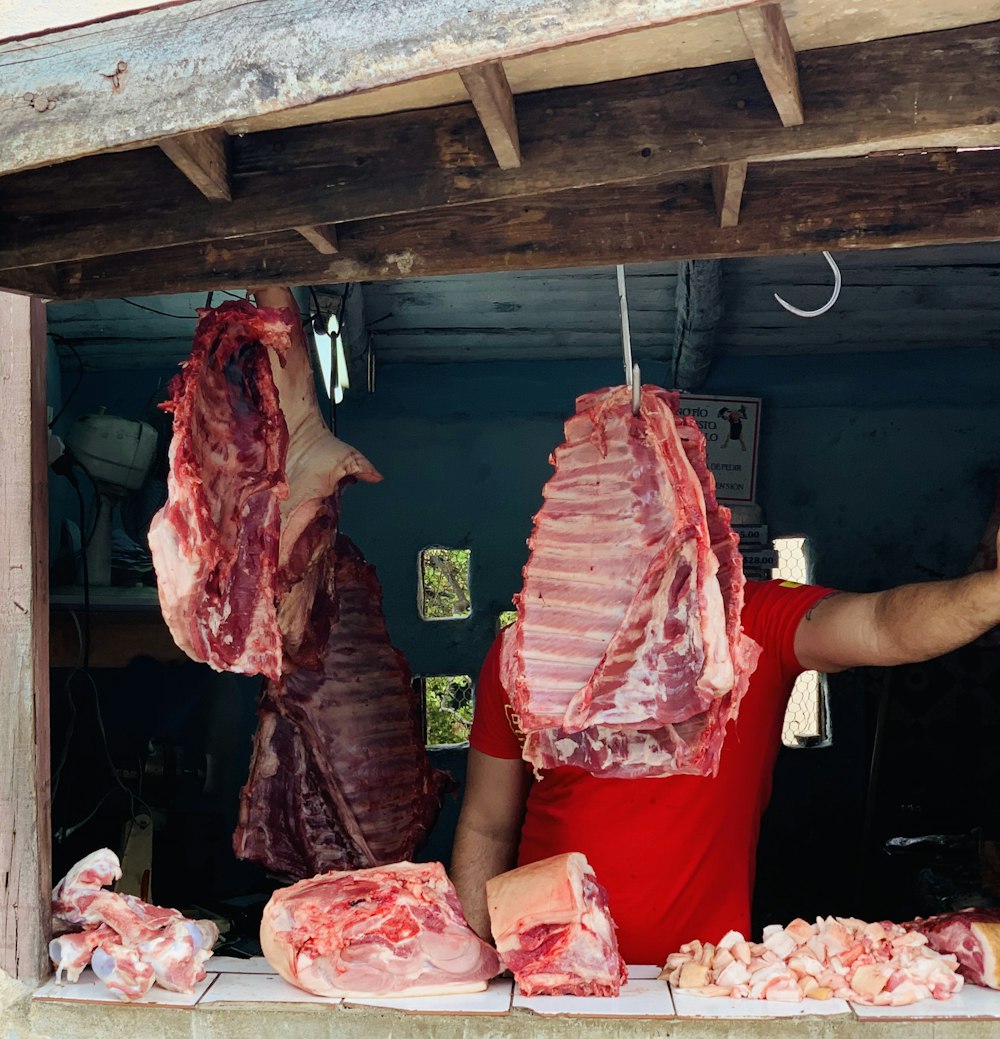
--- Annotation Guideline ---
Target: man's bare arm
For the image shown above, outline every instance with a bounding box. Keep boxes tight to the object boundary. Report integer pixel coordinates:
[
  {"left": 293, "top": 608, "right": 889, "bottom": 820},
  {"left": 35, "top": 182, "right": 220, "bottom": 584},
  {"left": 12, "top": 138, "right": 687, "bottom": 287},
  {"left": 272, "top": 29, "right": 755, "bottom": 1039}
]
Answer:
[
  {"left": 795, "top": 541, "right": 1000, "bottom": 673},
  {"left": 451, "top": 749, "right": 531, "bottom": 940}
]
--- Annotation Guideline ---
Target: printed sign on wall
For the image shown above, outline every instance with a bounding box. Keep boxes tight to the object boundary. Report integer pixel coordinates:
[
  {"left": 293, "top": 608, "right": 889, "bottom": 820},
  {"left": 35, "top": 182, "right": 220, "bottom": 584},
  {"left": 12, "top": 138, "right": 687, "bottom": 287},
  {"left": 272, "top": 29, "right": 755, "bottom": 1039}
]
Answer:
[{"left": 678, "top": 394, "right": 761, "bottom": 503}]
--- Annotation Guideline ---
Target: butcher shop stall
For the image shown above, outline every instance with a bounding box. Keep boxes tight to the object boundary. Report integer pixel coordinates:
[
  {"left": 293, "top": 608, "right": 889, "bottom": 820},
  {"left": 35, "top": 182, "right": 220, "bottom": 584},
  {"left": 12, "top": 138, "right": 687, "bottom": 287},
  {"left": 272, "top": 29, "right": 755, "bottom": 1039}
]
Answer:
[{"left": 3, "top": 2, "right": 1000, "bottom": 1038}]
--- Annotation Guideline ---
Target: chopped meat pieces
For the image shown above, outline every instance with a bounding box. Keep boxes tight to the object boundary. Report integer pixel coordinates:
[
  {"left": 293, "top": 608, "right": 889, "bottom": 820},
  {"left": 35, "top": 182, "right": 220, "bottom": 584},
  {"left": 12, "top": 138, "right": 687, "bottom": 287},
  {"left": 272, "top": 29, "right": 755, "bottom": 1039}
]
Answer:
[
  {"left": 487, "top": 852, "right": 627, "bottom": 997},
  {"left": 260, "top": 861, "right": 500, "bottom": 997},
  {"left": 660, "top": 917, "right": 964, "bottom": 1005},
  {"left": 905, "top": 907, "right": 1000, "bottom": 989},
  {"left": 503, "top": 385, "right": 759, "bottom": 778}
]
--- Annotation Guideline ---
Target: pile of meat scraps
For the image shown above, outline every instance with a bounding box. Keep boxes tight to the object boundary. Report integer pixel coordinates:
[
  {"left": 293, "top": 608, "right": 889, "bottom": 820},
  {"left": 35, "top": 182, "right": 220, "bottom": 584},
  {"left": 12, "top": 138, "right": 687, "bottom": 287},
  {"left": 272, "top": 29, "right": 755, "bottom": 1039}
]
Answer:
[
  {"left": 234, "top": 533, "right": 451, "bottom": 877},
  {"left": 905, "top": 907, "right": 1000, "bottom": 989},
  {"left": 149, "top": 295, "right": 380, "bottom": 680},
  {"left": 50, "top": 849, "right": 218, "bottom": 1000},
  {"left": 260, "top": 861, "right": 500, "bottom": 997},
  {"left": 660, "top": 917, "right": 963, "bottom": 1005},
  {"left": 487, "top": 852, "right": 627, "bottom": 996},
  {"left": 502, "top": 385, "right": 760, "bottom": 778}
]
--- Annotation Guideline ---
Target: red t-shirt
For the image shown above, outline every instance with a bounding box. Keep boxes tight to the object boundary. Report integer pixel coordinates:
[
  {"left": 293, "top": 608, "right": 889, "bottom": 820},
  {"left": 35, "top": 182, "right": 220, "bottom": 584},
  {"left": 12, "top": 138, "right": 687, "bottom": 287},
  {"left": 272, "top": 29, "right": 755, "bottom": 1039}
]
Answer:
[{"left": 469, "top": 578, "right": 835, "bottom": 965}]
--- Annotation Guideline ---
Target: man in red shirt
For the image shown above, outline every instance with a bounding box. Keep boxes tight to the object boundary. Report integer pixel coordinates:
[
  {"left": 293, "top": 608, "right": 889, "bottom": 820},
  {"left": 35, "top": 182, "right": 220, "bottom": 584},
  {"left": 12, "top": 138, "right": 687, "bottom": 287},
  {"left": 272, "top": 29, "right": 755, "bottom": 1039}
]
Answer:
[{"left": 451, "top": 561, "right": 1000, "bottom": 965}]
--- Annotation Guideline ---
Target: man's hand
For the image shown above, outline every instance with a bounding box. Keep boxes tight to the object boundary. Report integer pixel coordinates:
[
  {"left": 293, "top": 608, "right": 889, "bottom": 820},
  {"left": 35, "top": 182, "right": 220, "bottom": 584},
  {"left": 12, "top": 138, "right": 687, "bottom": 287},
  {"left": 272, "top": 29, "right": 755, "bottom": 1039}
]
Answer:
[
  {"left": 794, "top": 549, "right": 1000, "bottom": 673},
  {"left": 451, "top": 749, "right": 531, "bottom": 940}
]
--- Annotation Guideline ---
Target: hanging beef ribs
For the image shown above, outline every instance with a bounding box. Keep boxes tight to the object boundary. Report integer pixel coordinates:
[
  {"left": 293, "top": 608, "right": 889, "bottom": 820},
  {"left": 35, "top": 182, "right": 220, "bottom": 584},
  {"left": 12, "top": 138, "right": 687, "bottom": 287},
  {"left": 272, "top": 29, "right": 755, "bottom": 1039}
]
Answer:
[
  {"left": 905, "top": 908, "right": 1000, "bottom": 988},
  {"left": 234, "top": 534, "right": 450, "bottom": 876},
  {"left": 260, "top": 861, "right": 500, "bottom": 997},
  {"left": 503, "top": 385, "right": 760, "bottom": 778},
  {"left": 487, "top": 852, "right": 627, "bottom": 996},
  {"left": 149, "top": 294, "right": 380, "bottom": 680}
]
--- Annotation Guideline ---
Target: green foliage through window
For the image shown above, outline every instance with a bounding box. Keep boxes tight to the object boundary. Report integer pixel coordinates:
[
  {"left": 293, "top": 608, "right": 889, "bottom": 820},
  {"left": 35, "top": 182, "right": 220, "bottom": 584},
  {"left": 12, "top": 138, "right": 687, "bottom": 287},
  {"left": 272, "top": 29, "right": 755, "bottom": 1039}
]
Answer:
[
  {"left": 419, "top": 547, "right": 472, "bottom": 620},
  {"left": 423, "top": 675, "right": 474, "bottom": 746},
  {"left": 497, "top": 609, "right": 517, "bottom": 631}
]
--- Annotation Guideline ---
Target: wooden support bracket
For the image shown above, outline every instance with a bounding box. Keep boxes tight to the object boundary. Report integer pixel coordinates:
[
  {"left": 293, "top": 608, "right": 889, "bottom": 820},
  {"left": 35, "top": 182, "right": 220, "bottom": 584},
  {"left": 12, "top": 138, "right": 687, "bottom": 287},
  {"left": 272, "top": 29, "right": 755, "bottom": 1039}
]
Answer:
[
  {"left": 294, "top": 224, "right": 339, "bottom": 254},
  {"left": 159, "top": 127, "right": 232, "bottom": 201},
  {"left": 737, "top": 2, "right": 803, "bottom": 127},
  {"left": 459, "top": 61, "right": 522, "bottom": 169},
  {"left": 712, "top": 161, "right": 749, "bottom": 227}
]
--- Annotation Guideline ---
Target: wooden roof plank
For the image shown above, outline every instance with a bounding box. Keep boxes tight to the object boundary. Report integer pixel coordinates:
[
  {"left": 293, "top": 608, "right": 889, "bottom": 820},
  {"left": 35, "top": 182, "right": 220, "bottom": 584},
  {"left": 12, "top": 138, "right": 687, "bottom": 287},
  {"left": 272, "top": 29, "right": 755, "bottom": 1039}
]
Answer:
[
  {"left": 294, "top": 224, "right": 339, "bottom": 254},
  {"left": 30, "top": 150, "right": 1000, "bottom": 300},
  {"left": 0, "top": 0, "right": 763, "bottom": 177},
  {"left": 460, "top": 61, "right": 522, "bottom": 169},
  {"left": 158, "top": 127, "right": 231, "bottom": 201},
  {"left": 712, "top": 161, "right": 749, "bottom": 227},
  {"left": 2, "top": 20, "right": 999, "bottom": 272},
  {"left": 737, "top": 2, "right": 803, "bottom": 126}
]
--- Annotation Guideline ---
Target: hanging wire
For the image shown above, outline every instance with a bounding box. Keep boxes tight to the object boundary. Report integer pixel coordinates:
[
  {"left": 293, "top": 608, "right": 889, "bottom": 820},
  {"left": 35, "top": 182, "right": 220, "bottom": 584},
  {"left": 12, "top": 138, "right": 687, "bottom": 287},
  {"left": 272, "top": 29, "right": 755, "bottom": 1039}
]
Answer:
[
  {"left": 774, "top": 251, "right": 843, "bottom": 318},
  {"left": 616, "top": 265, "right": 641, "bottom": 415}
]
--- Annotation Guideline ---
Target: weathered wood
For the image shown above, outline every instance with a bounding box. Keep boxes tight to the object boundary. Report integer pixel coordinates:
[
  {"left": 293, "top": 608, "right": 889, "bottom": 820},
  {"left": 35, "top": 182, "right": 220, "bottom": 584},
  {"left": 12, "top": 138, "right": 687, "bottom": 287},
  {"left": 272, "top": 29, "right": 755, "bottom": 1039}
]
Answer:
[
  {"left": 460, "top": 61, "right": 522, "bottom": 169},
  {"left": 672, "top": 259, "right": 723, "bottom": 389},
  {"left": 0, "top": 292, "right": 50, "bottom": 982},
  {"left": 738, "top": 2, "right": 803, "bottom": 126},
  {"left": 294, "top": 224, "right": 338, "bottom": 254},
  {"left": 711, "top": 162, "right": 748, "bottom": 228},
  {"left": 36, "top": 150, "right": 1000, "bottom": 299},
  {"left": 0, "top": 0, "right": 763, "bottom": 177},
  {"left": 0, "top": 1, "right": 200, "bottom": 44},
  {"left": 158, "top": 127, "right": 231, "bottom": 201},
  {"left": 3, "top": 20, "right": 999, "bottom": 271}
]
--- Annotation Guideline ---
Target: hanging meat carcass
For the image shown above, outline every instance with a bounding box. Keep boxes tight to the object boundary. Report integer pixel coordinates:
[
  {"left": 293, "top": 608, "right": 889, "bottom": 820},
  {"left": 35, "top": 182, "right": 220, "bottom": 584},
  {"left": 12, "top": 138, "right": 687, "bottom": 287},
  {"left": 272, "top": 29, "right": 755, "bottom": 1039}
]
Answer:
[
  {"left": 149, "top": 293, "right": 380, "bottom": 680},
  {"left": 234, "top": 534, "right": 450, "bottom": 876},
  {"left": 502, "top": 385, "right": 760, "bottom": 778},
  {"left": 260, "top": 862, "right": 501, "bottom": 997}
]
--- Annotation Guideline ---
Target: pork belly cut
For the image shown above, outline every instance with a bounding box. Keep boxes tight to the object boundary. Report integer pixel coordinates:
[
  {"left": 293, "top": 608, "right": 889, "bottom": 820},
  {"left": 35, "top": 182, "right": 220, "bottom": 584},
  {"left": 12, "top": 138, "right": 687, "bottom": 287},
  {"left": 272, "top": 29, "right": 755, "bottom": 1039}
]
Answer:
[
  {"left": 504, "top": 385, "right": 760, "bottom": 778},
  {"left": 149, "top": 295, "right": 380, "bottom": 680},
  {"left": 906, "top": 908, "right": 1000, "bottom": 988},
  {"left": 234, "top": 534, "right": 450, "bottom": 876},
  {"left": 487, "top": 852, "right": 627, "bottom": 997},
  {"left": 260, "top": 861, "right": 501, "bottom": 997}
]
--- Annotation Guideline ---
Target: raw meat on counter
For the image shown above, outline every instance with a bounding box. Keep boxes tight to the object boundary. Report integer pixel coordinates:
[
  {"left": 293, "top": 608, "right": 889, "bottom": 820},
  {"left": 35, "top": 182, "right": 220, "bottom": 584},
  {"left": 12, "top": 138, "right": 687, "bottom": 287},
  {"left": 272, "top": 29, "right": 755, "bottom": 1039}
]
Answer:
[
  {"left": 660, "top": 916, "right": 963, "bottom": 1005},
  {"left": 149, "top": 297, "right": 380, "bottom": 680},
  {"left": 50, "top": 849, "right": 218, "bottom": 1000},
  {"left": 260, "top": 861, "right": 501, "bottom": 997},
  {"left": 487, "top": 852, "right": 627, "bottom": 996},
  {"left": 234, "top": 534, "right": 450, "bottom": 876},
  {"left": 906, "top": 907, "right": 1000, "bottom": 988},
  {"left": 503, "top": 385, "right": 760, "bottom": 778}
]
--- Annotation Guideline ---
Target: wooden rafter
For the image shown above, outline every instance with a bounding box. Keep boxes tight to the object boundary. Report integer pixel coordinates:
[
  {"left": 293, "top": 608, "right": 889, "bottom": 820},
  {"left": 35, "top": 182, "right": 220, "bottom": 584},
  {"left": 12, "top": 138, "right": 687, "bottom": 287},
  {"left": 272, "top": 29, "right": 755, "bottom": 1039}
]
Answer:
[
  {"left": 2, "top": 21, "right": 999, "bottom": 274},
  {"left": 460, "top": 61, "right": 522, "bottom": 169},
  {"left": 294, "top": 224, "right": 339, "bottom": 254},
  {"left": 39, "top": 150, "right": 1000, "bottom": 301},
  {"left": 737, "top": 2, "right": 803, "bottom": 127},
  {"left": 711, "top": 161, "right": 748, "bottom": 228},
  {"left": 158, "top": 128, "right": 231, "bottom": 201}
]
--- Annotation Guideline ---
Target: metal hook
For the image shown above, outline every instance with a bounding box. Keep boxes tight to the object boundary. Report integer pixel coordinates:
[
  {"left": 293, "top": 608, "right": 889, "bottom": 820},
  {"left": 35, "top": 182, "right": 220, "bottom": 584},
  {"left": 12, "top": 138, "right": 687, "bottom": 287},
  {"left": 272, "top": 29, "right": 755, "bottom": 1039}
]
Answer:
[
  {"left": 774, "top": 250, "right": 842, "bottom": 319},
  {"left": 616, "top": 264, "right": 641, "bottom": 414}
]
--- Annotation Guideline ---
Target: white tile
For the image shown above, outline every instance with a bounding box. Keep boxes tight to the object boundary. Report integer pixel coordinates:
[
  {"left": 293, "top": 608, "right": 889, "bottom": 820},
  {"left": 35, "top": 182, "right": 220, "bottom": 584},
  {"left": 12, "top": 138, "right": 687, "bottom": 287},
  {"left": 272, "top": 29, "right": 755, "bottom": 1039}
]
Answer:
[
  {"left": 199, "top": 972, "right": 341, "bottom": 1005},
  {"left": 627, "top": 964, "right": 664, "bottom": 980},
  {"left": 852, "top": 985, "right": 1000, "bottom": 1020},
  {"left": 514, "top": 976, "right": 674, "bottom": 1017},
  {"left": 342, "top": 977, "right": 513, "bottom": 1014},
  {"left": 33, "top": 967, "right": 216, "bottom": 1007},
  {"left": 671, "top": 987, "right": 852, "bottom": 1019},
  {"left": 208, "top": 956, "right": 276, "bottom": 975}
]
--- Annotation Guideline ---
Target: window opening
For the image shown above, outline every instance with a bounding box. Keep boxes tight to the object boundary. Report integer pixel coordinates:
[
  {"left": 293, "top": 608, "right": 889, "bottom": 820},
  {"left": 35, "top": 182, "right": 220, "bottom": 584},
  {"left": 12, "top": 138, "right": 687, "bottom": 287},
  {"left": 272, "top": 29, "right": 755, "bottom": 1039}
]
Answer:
[
  {"left": 497, "top": 608, "right": 517, "bottom": 632},
  {"left": 773, "top": 536, "right": 831, "bottom": 748},
  {"left": 420, "top": 675, "right": 474, "bottom": 747},
  {"left": 418, "top": 547, "right": 471, "bottom": 620}
]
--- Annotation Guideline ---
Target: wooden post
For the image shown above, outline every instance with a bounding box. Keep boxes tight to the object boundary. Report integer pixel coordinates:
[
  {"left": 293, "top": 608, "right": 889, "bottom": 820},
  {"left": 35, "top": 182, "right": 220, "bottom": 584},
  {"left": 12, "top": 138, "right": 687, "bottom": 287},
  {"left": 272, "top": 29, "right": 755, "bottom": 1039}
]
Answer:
[{"left": 0, "top": 292, "right": 51, "bottom": 982}]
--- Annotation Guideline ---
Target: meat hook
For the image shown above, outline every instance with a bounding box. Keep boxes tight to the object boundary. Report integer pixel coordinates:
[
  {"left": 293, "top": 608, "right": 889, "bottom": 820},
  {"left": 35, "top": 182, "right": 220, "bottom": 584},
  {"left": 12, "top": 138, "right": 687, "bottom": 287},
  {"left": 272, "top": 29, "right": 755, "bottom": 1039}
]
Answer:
[
  {"left": 616, "top": 264, "right": 641, "bottom": 415},
  {"left": 774, "top": 250, "right": 842, "bottom": 318}
]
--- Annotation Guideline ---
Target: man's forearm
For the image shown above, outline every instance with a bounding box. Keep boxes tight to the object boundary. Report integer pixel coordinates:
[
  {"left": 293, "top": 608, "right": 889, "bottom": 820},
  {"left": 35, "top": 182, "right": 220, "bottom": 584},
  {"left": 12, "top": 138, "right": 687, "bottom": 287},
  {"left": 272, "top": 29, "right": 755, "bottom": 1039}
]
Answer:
[{"left": 451, "top": 823, "right": 519, "bottom": 940}]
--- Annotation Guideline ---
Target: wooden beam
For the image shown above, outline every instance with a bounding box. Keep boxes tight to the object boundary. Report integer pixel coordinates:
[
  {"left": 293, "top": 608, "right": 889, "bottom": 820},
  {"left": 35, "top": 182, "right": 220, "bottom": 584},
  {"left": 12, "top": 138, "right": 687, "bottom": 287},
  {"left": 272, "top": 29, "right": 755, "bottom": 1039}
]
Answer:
[
  {"left": 459, "top": 61, "right": 522, "bottom": 169},
  {"left": 711, "top": 161, "right": 748, "bottom": 227},
  {"left": 672, "top": 259, "right": 723, "bottom": 390},
  {"left": 0, "top": 0, "right": 762, "bottom": 177},
  {"left": 294, "top": 224, "right": 338, "bottom": 254},
  {"left": 1, "top": 1, "right": 200, "bottom": 45},
  {"left": 158, "top": 128, "right": 231, "bottom": 201},
  {"left": 2, "top": 20, "right": 998, "bottom": 272},
  {"left": 36, "top": 150, "right": 1000, "bottom": 300},
  {"left": 737, "top": 2, "right": 803, "bottom": 127},
  {"left": 0, "top": 292, "right": 50, "bottom": 982}
]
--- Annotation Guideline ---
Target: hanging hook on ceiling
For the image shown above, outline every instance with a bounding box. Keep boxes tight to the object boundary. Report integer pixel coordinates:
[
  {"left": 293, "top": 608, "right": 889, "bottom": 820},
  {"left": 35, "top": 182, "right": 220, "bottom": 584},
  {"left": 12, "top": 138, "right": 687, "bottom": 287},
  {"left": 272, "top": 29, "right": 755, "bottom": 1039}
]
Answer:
[
  {"left": 774, "top": 250, "right": 842, "bottom": 319},
  {"left": 616, "top": 264, "right": 641, "bottom": 415}
]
